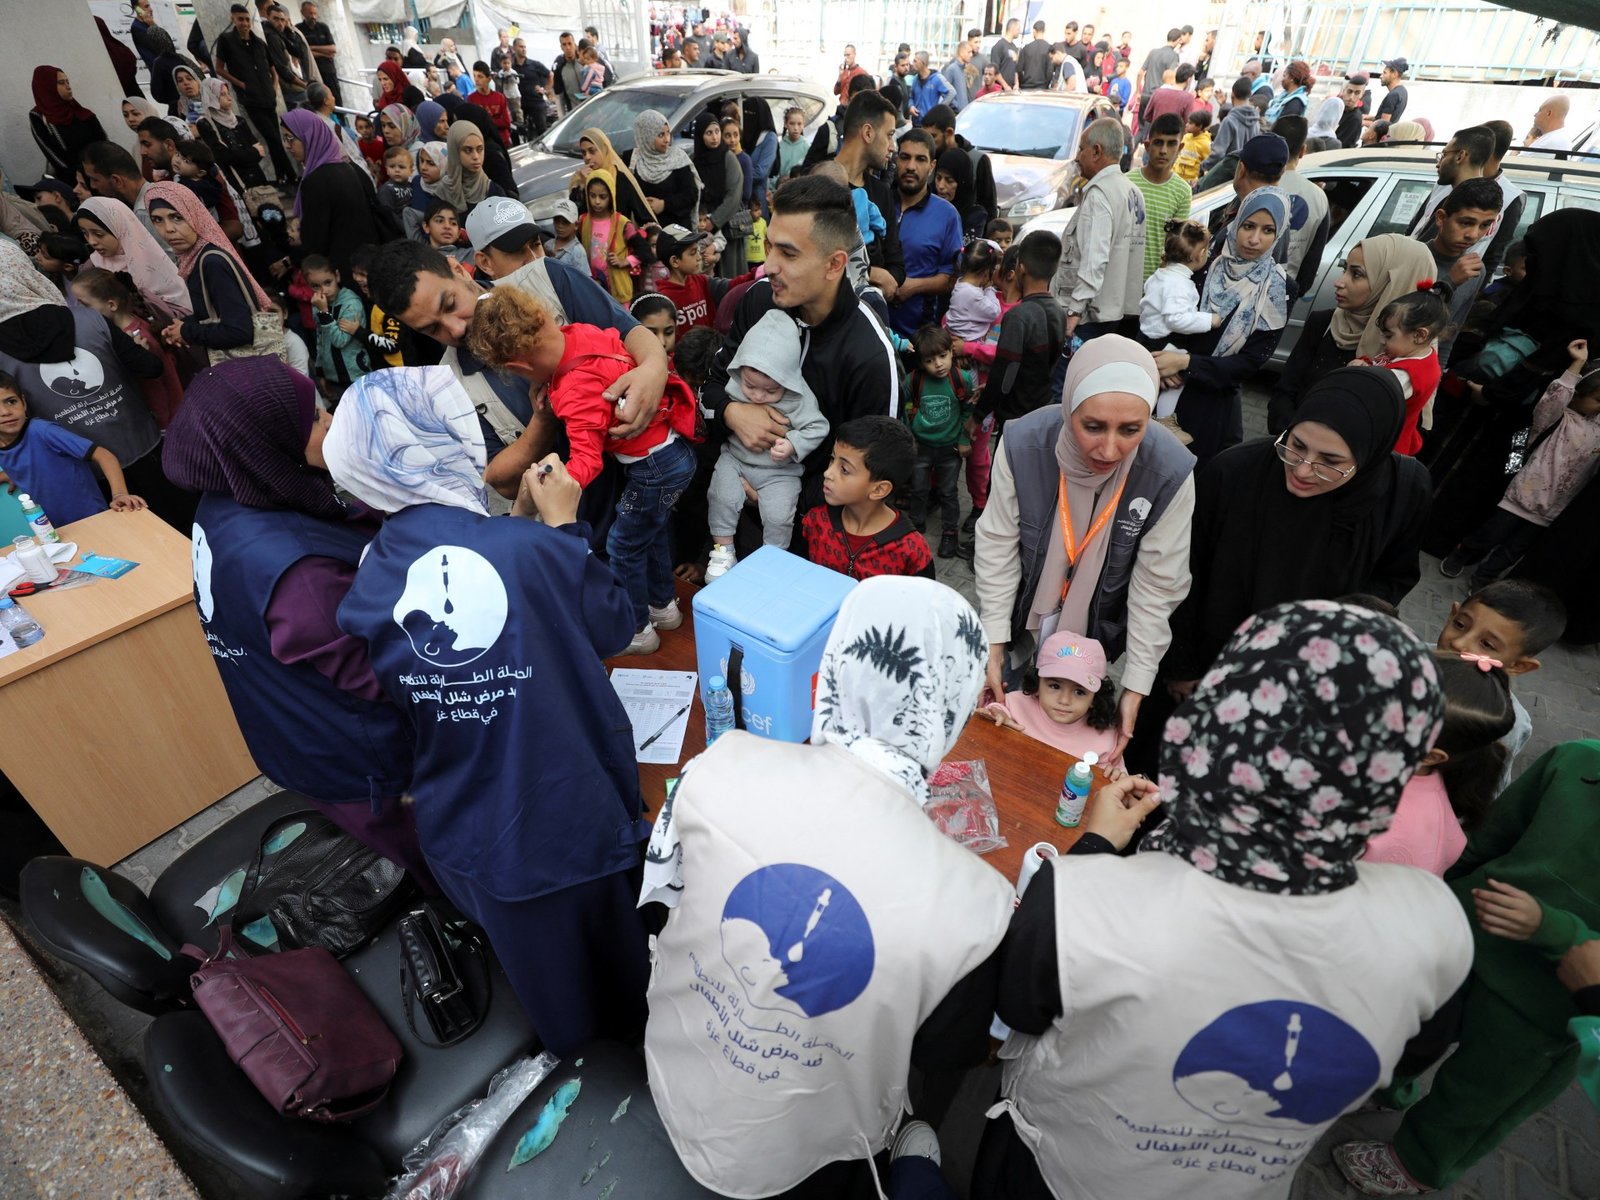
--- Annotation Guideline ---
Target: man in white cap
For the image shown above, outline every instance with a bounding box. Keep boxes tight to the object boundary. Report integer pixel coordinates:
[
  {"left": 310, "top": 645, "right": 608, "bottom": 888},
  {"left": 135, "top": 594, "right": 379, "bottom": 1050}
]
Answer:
[{"left": 464, "top": 195, "right": 544, "bottom": 280}]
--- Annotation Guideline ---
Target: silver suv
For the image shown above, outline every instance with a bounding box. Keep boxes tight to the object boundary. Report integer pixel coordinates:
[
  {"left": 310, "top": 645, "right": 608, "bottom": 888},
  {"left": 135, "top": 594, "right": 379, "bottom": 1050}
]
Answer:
[{"left": 510, "top": 69, "right": 832, "bottom": 221}]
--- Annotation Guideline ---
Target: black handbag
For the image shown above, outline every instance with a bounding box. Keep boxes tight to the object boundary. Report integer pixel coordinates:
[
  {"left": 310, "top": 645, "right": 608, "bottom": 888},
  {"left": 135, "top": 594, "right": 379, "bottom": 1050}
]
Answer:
[
  {"left": 398, "top": 903, "right": 489, "bottom": 1046},
  {"left": 233, "top": 812, "right": 415, "bottom": 958}
]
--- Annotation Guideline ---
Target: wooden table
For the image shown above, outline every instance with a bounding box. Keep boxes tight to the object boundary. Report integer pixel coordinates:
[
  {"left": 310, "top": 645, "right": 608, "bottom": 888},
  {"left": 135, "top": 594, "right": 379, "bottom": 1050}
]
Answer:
[
  {"left": 0, "top": 510, "right": 257, "bottom": 864},
  {"left": 609, "top": 582, "right": 1095, "bottom": 885}
]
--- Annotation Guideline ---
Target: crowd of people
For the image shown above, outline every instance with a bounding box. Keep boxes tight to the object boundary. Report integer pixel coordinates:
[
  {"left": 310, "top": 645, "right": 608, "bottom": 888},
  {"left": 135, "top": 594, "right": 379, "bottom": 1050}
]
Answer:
[{"left": 3, "top": 6, "right": 1600, "bottom": 1200}]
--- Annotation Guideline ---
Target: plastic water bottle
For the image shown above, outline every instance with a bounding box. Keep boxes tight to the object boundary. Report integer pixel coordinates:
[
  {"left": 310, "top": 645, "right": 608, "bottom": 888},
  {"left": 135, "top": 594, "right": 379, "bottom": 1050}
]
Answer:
[
  {"left": 704, "top": 675, "right": 736, "bottom": 744},
  {"left": 1055, "top": 752, "right": 1098, "bottom": 828},
  {"left": 0, "top": 595, "right": 44, "bottom": 648},
  {"left": 16, "top": 494, "right": 59, "bottom": 545}
]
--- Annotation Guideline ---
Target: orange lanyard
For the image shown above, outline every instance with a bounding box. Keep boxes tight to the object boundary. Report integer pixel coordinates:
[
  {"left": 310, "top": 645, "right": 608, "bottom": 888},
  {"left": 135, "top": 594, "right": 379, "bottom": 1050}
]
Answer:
[{"left": 1056, "top": 473, "right": 1126, "bottom": 600}]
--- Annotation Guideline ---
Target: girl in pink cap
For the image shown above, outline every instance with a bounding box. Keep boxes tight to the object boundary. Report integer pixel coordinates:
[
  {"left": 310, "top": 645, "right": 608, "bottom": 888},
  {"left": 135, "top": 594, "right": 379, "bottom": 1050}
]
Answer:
[{"left": 982, "top": 629, "right": 1122, "bottom": 764}]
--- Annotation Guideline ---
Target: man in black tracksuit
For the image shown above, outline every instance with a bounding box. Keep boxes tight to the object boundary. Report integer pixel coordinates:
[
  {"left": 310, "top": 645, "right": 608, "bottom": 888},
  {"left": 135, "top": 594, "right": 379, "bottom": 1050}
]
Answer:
[{"left": 702, "top": 175, "right": 901, "bottom": 555}]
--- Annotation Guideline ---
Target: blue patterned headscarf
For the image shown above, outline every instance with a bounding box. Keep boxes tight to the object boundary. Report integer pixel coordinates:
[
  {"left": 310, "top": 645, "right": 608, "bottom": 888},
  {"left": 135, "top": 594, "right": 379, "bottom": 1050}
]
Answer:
[
  {"left": 1146, "top": 600, "right": 1444, "bottom": 895},
  {"left": 323, "top": 366, "right": 488, "bottom": 516},
  {"left": 1201, "top": 186, "right": 1291, "bottom": 358}
]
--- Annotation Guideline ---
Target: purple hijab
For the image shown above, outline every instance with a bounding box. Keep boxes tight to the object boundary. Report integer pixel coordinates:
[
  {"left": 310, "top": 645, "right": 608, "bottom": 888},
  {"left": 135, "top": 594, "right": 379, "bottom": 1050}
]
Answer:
[
  {"left": 282, "top": 108, "right": 349, "bottom": 219},
  {"left": 162, "top": 358, "right": 348, "bottom": 520}
]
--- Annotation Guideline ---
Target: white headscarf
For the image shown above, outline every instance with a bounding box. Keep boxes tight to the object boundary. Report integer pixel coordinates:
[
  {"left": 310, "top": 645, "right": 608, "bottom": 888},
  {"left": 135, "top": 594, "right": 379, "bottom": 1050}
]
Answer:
[
  {"left": 0, "top": 240, "right": 68, "bottom": 323},
  {"left": 323, "top": 367, "right": 488, "bottom": 515},
  {"left": 811, "top": 578, "right": 988, "bottom": 806},
  {"left": 200, "top": 77, "right": 238, "bottom": 130}
]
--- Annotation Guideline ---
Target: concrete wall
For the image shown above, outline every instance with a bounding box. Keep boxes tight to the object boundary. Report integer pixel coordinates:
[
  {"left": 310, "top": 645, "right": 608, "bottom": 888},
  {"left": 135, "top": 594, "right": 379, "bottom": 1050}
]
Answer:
[{"left": 0, "top": 0, "right": 140, "bottom": 185}]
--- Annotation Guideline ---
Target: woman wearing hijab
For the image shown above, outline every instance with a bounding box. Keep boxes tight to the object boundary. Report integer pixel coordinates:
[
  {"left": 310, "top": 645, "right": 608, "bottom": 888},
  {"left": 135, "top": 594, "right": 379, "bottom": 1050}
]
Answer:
[
  {"left": 975, "top": 335, "right": 1196, "bottom": 765},
  {"left": 1387, "top": 120, "right": 1428, "bottom": 145},
  {"left": 281, "top": 109, "right": 386, "bottom": 277},
  {"left": 694, "top": 112, "right": 746, "bottom": 278},
  {"left": 74, "top": 198, "right": 192, "bottom": 323},
  {"left": 145, "top": 26, "right": 200, "bottom": 117},
  {"left": 328, "top": 367, "right": 652, "bottom": 1055},
  {"left": 433, "top": 120, "right": 510, "bottom": 225},
  {"left": 1269, "top": 233, "right": 1437, "bottom": 434},
  {"left": 0, "top": 241, "right": 182, "bottom": 524},
  {"left": 567, "top": 127, "right": 654, "bottom": 227},
  {"left": 445, "top": 100, "right": 519, "bottom": 194},
  {"left": 95, "top": 15, "right": 144, "bottom": 102},
  {"left": 29, "top": 66, "right": 108, "bottom": 179},
  {"left": 146, "top": 181, "right": 273, "bottom": 359},
  {"left": 162, "top": 358, "right": 430, "bottom": 883},
  {"left": 405, "top": 141, "right": 448, "bottom": 240},
  {"left": 1127, "top": 367, "right": 1431, "bottom": 774},
  {"left": 416, "top": 97, "right": 449, "bottom": 143},
  {"left": 171, "top": 64, "right": 206, "bottom": 127},
  {"left": 121, "top": 94, "right": 163, "bottom": 135},
  {"left": 1153, "top": 187, "right": 1291, "bottom": 466},
  {"left": 640, "top": 577, "right": 1015, "bottom": 1197},
  {"left": 379, "top": 102, "right": 422, "bottom": 153},
  {"left": 374, "top": 60, "right": 409, "bottom": 109},
  {"left": 934, "top": 147, "right": 984, "bottom": 236},
  {"left": 973, "top": 599, "right": 1473, "bottom": 1200},
  {"left": 194, "top": 78, "right": 269, "bottom": 191},
  {"left": 628, "top": 109, "right": 700, "bottom": 228}
]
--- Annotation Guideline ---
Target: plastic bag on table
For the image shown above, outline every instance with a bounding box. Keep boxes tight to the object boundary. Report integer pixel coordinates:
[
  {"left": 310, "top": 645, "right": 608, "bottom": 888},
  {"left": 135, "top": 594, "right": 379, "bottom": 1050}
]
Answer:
[
  {"left": 385, "top": 1052, "right": 559, "bottom": 1200},
  {"left": 925, "top": 759, "right": 1007, "bottom": 854}
]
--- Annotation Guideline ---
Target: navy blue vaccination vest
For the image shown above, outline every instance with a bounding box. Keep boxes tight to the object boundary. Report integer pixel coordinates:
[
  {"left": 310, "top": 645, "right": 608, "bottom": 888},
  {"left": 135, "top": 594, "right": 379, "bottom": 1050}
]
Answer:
[
  {"left": 193, "top": 495, "right": 412, "bottom": 804},
  {"left": 337, "top": 503, "right": 646, "bottom": 903}
]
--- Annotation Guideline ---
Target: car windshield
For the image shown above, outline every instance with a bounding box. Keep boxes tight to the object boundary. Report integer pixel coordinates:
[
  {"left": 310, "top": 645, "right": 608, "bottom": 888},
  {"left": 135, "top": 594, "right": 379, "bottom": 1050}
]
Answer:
[
  {"left": 539, "top": 86, "right": 691, "bottom": 156},
  {"left": 958, "top": 102, "right": 1084, "bottom": 160}
]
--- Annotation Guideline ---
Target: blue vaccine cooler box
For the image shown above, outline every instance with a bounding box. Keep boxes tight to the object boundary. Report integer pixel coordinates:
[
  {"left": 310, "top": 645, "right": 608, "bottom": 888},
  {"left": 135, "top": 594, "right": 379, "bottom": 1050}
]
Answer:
[{"left": 692, "top": 546, "right": 857, "bottom": 742}]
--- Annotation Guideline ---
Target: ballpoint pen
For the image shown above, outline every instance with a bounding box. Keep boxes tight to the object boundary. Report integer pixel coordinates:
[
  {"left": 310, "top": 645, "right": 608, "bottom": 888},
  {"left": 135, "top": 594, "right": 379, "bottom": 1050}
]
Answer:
[{"left": 638, "top": 700, "right": 693, "bottom": 751}]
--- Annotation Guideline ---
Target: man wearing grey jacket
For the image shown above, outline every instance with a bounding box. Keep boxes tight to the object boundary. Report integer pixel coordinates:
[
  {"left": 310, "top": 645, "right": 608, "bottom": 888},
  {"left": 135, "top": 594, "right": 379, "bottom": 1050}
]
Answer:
[{"left": 1201, "top": 77, "right": 1261, "bottom": 173}]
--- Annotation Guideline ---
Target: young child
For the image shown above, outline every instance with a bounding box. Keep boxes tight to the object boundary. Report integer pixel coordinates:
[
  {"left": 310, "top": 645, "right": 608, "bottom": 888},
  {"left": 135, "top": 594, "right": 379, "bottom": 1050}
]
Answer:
[
  {"left": 746, "top": 205, "right": 767, "bottom": 268},
  {"left": 69, "top": 267, "right": 184, "bottom": 428},
  {"left": 579, "top": 46, "right": 606, "bottom": 98},
  {"left": 1362, "top": 650, "right": 1515, "bottom": 877},
  {"left": 378, "top": 146, "right": 414, "bottom": 219},
  {"left": 545, "top": 197, "right": 589, "bottom": 273},
  {"left": 580, "top": 171, "right": 647, "bottom": 302},
  {"left": 1436, "top": 576, "right": 1564, "bottom": 793},
  {"left": 979, "top": 630, "right": 1121, "bottom": 761},
  {"left": 951, "top": 241, "right": 1022, "bottom": 536},
  {"left": 801, "top": 416, "right": 933, "bottom": 581},
  {"left": 1351, "top": 284, "right": 1447, "bottom": 455},
  {"left": 1141, "top": 219, "right": 1222, "bottom": 444},
  {"left": 301, "top": 255, "right": 371, "bottom": 399},
  {"left": 1483, "top": 240, "right": 1526, "bottom": 302},
  {"left": 1334, "top": 739, "right": 1600, "bottom": 1197},
  {"left": 467, "top": 286, "right": 699, "bottom": 655},
  {"left": 356, "top": 113, "right": 386, "bottom": 177},
  {"left": 422, "top": 199, "right": 475, "bottom": 264},
  {"left": 903, "top": 324, "right": 975, "bottom": 558},
  {"left": 978, "top": 231, "right": 1066, "bottom": 435},
  {"left": 813, "top": 159, "right": 882, "bottom": 289},
  {"left": 1443, "top": 338, "right": 1600, "bottom": 591},
  {"left": 0, "top": 372, "right": 145, "bottom": 524},
  {"left": 347, "top": 244, "right": 404, "bottom": 369},
  {"left": 1176, "top": 111, "right": 1212, "bottom": 186},
  {"left": 32, "top": 233, "right": 89, "bottom": 296},
  {"left": 468, "top": 62, "right": 513, "bottom": 146},
  {"left": 169, "top": 139, "right": 224, "bottom": 214},
  {"left": 654, "top": 225, "right": 722, "bottom": 335},
  {"left": 704, "top": 309, "right": 829, "bottom": 578},
  {"left": 946, "top": 240, "right": 1002, "bottom": 346},
  {"left": 984, "top": 217, "right": 1014, "bottom": 251},
  {"left": 670, "top": 325, "right": 727, "bottom": 586},
  {"left": 629, "top": 294, "right": 677, "bottom": 358}
]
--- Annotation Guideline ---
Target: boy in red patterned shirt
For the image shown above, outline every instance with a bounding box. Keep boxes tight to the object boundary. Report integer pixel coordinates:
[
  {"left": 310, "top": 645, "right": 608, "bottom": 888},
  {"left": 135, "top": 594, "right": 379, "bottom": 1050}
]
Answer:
[{"left": 801, "top": 416, "right": 934, "bottom": 580}]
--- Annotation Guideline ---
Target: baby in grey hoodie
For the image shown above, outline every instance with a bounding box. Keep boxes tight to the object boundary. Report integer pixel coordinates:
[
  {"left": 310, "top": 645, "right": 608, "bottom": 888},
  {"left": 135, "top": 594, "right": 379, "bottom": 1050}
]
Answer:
[{"left": 705, "top": 309, "right": 829, "bottom": 576}]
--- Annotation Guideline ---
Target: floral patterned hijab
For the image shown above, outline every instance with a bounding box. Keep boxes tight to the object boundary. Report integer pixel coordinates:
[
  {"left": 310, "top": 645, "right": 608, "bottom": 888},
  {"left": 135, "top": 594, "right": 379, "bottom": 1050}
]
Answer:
[
  {"left": 811, "top": 577, "right": 988, "bottom": 806},
  {"left": 1147, "top": 599, "right": 1443, "bottom": 895}
]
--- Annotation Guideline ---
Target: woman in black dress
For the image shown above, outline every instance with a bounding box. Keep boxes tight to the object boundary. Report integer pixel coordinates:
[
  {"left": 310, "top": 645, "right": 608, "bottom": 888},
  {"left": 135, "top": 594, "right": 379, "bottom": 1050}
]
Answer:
[{"left": 628, "top": 109, "right": 700, "bottom": 229}]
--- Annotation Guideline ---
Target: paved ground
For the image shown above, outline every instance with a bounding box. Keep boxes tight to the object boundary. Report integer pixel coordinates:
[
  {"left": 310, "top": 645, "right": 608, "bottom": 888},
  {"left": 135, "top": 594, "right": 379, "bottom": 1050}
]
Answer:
[{"left": 8, "top": 382, "right": 1599, "bottom": 1198}]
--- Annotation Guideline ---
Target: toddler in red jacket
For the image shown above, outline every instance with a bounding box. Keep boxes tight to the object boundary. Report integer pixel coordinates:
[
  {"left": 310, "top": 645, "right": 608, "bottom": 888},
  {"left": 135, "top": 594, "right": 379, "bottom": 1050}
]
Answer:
[
  {"left": 1351, "top": 284, "right": 1446, "bottom": 455},
  {"left": 469, "top": 286, "right": 699, "bottom": 654}
]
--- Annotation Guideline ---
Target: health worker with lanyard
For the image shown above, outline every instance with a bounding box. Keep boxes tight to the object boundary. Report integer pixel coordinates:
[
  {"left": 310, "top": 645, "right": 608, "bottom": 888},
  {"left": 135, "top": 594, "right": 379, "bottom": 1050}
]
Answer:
[{"left": 974, "top": 336, "right": 1196, "bottom": 762}]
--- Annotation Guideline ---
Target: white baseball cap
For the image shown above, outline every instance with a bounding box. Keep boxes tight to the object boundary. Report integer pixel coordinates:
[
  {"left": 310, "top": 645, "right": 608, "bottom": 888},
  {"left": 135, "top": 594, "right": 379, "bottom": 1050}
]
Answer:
[{"left": 464, "top": 195, "right": 539, "bottom": 252}]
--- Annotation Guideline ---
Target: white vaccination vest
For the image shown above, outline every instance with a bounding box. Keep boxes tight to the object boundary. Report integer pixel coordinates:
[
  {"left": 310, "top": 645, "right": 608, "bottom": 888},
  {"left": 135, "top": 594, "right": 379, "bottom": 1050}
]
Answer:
[
  {"left": 646, "top": 733, "right": 1014, "bottom": 1198},
  {"left": 998, "top": 853, "right": 1472, "bottom": 1200}
]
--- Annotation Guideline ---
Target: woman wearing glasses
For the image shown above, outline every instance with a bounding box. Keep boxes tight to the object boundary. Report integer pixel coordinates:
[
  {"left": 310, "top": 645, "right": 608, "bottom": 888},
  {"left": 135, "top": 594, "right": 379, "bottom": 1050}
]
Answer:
[{"left": 1124, "top": 367, "right": 1430, "bottom": 774}]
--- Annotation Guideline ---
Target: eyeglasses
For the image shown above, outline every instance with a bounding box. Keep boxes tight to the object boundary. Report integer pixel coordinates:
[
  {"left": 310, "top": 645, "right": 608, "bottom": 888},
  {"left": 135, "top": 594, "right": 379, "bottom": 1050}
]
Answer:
[{"left": 1274, "top": 432, "right": 1357, "bottom": 483}]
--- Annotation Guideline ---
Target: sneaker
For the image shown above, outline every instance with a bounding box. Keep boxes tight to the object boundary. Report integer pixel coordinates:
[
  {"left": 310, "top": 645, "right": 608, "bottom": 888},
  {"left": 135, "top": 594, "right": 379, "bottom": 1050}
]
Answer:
[
  {"left": 648, "top": 599, "right": 683, "bottom": 630},
  {"left": 939, "top": 529, "right": 960, "bottom": 559},
  {"left": 890, "top": 1120, "right": 941, "bottom": 1167},
  {"left": 963, "top": 506, "right": 983, "bottom": 536},
  {"left": 620, "top": 623, "right": 661, "bottom": 656},
  {"left": 705, "top": 545, "right": 737, "bottom": 581},
  {"left": 1332, "top": 1142, "right": 1430, "bottom": 1196},
  {"left": 1439, "top": 550, "right": 1470, "bottom": 578},
  {"left": 1157, "top": 413, "right": 1194, "bottom": 446}
]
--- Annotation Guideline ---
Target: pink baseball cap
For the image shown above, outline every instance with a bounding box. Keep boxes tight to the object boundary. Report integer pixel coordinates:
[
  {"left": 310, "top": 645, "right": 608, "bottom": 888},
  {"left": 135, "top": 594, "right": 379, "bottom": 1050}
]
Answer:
[{"left": 1036, "top": 631, "right": 1107, "bottom": 692}]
